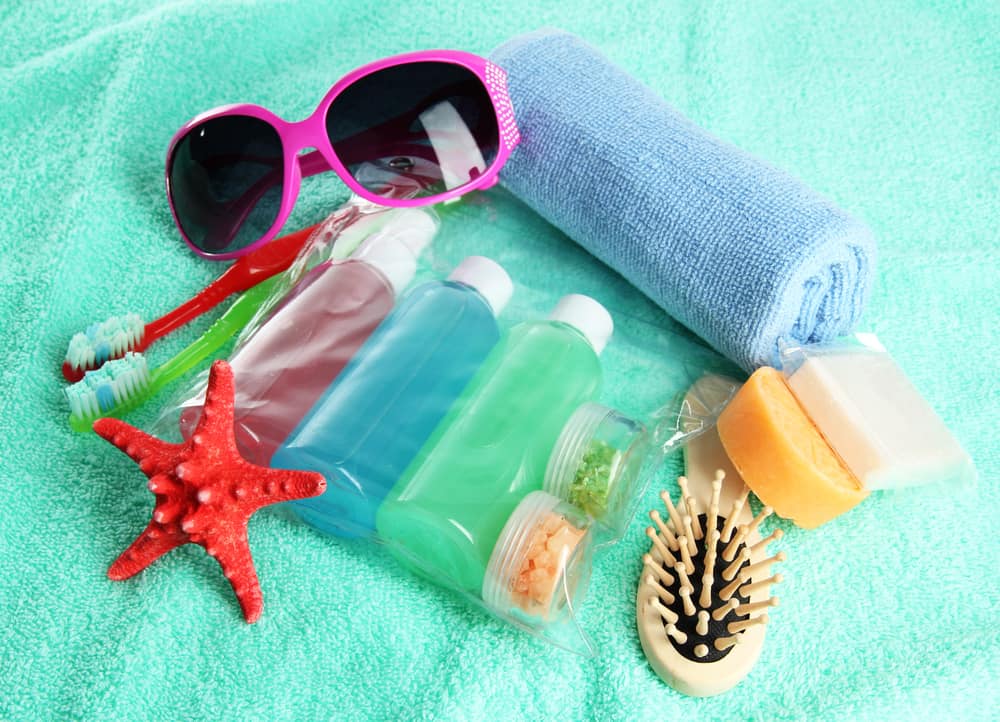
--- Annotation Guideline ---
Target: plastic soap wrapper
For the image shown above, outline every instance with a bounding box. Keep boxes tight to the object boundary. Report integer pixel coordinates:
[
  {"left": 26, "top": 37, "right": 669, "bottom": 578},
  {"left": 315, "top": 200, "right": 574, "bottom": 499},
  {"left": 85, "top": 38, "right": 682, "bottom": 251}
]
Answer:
[{"left": 779, "top": 336, "right": 976, "bottom": 491}]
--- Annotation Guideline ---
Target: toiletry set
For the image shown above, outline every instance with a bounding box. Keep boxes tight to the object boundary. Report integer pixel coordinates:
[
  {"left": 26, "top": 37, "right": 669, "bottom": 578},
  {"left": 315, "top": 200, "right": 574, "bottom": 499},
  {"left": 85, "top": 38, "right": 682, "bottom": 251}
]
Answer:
[
  {"left": 161, "top": 215, "right": 651, "bottom": 646},
  {"left": 57, "top": 29, "right": 976, "bottom": 701}
]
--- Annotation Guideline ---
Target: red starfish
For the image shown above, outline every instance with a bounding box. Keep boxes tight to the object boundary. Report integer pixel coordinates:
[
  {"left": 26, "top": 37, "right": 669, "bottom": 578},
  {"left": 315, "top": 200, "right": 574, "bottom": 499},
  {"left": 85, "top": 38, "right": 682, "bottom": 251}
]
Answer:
[{"left": 94, "top": 359, "right": 326, "bottom": 623}]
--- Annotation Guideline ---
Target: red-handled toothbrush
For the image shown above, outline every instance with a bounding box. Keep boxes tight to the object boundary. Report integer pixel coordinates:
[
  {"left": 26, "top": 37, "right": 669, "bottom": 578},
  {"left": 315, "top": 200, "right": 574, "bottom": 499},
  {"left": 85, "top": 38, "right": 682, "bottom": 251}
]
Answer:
[{"left": 62, "top": 223, "right": 320, "bottom": 383}]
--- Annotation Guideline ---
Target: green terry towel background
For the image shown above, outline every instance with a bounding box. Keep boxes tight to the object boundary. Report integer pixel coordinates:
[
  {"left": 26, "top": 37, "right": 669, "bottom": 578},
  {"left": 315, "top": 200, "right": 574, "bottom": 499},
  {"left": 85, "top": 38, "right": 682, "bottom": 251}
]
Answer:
[{"left": 1, "top": 1, "right": 997, "bottom": 719}]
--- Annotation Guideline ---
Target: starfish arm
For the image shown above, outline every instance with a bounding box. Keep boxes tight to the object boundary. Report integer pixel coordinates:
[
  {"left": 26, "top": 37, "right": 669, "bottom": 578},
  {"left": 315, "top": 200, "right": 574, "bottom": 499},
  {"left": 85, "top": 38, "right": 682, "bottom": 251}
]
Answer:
[
  {"left": 192, "top": 361, "right": 241, "bottom": 451},
  {"left": 108, "top": 521, "right": 186, "bottom": 581},
  {"left": 93, "top": 417, "right": 181, "bottom": 477},
  {"left": 247, "top": 466, "right": 327, "bottom": 507},
  {"left": 207, "top": 527, "right": 264, "bottom": 623}
]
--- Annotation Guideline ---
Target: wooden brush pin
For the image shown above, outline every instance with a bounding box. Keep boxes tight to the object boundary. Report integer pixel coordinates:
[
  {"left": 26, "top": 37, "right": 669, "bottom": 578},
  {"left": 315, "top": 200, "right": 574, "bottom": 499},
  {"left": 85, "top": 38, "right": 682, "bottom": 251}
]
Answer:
[{"left": 636, "top": 375, "right": 787, "bottom": 697}]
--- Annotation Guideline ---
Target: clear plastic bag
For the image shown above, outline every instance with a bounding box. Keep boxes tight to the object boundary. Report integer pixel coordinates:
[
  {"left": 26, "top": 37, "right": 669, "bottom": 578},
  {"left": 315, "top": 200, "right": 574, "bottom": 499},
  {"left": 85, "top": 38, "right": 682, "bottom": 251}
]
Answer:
[
  {"left": 154, "top": 190, "right": 737, "bottom": 653},
  {"left": 666, "top": 334, "right": 977, "bottom": 531},
  {"left": 778, "top": 335, "right": 976, "bottom": 491}
]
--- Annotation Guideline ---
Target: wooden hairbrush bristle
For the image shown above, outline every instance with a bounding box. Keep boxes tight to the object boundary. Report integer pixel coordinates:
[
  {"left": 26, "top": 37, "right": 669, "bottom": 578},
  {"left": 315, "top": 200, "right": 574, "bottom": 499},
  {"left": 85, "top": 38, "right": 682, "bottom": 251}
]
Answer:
[
  {"left": 637, "top": 375, "right": 787, "bottom": 697},
  {"left": 637, "top": 472, "right": 785, "bottom": 695}
]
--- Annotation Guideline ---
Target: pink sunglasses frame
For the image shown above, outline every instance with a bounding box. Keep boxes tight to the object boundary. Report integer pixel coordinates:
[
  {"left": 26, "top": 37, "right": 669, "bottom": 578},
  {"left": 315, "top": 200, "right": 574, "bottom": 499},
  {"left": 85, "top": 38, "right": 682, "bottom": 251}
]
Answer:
[{"left": 166, "top": 49, "right": 521, "bottom": 260}]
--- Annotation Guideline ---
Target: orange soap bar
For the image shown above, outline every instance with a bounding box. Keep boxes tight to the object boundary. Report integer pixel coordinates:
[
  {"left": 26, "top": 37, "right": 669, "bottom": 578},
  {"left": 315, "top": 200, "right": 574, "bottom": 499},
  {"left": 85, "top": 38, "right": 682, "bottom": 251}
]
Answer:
[{"left": 717, "top": 367, "right": 868, "bottom": 529}]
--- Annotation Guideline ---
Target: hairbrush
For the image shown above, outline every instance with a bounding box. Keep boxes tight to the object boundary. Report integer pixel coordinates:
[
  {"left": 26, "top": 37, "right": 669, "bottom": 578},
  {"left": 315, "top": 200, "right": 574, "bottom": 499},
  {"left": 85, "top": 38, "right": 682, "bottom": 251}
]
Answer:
[{"left": 636, "top": 375, "right": 786, "bottom": 696}]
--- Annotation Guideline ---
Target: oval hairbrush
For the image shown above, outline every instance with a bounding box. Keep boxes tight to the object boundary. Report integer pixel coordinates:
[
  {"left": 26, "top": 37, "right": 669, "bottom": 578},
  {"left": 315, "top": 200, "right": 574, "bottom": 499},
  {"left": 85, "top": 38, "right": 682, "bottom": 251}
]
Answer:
[{"left": 636, "top": 375, "right": 785, "bottom": 696}]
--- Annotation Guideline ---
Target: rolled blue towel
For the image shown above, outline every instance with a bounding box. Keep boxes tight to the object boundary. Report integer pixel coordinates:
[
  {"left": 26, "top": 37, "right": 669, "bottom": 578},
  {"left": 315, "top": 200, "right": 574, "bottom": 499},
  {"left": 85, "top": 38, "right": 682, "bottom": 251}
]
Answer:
[{"left": 490, "top": 30, "right": 877, "bottom": 371}]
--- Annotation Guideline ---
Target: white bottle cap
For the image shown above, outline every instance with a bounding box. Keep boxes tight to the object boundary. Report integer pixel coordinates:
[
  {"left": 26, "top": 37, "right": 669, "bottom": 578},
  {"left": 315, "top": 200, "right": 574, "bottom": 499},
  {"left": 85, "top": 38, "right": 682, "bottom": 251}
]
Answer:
[
  {"left": 447, "top": 256, "right": 513, "bottom": 316},
  {"left": 548, "top": 294, "right": 613, "bottom": 355},
  {"left": 355, "top": 233, "right": 418, "bottom": 296},
  {"left": 331, "top": 206, "right": 436, "bottom": 260},
  {"left": 378, "top": 208, "right": 437, "bottom": 258},
  {"left": 353, "top": 209, "right": 437, "bottom": 296}
]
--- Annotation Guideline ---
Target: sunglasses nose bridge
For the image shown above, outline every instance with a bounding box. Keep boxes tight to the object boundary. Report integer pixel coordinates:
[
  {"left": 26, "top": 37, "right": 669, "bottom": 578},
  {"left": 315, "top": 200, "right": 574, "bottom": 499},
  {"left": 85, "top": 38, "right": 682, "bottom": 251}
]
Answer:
[{"left": 283, "top": 116, "right": 322, "bottom": 155}]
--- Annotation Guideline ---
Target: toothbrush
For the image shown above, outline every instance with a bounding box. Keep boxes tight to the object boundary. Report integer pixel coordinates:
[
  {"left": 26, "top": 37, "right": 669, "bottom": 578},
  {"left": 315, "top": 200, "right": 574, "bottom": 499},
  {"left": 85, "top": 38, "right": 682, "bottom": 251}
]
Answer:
[
  {"left": 65, "top": 275, "right": 281, "bottom": 432},
  {"left": 61, "top": 223, "right": 321, "bottom": 383}
]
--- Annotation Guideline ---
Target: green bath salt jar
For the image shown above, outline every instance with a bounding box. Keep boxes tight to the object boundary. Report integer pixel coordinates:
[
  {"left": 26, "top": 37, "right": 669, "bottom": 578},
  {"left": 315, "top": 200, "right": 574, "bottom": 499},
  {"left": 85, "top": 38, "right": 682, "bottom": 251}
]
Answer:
[{"left": 544, "top": 402, "right": 650, "bottom": 536}]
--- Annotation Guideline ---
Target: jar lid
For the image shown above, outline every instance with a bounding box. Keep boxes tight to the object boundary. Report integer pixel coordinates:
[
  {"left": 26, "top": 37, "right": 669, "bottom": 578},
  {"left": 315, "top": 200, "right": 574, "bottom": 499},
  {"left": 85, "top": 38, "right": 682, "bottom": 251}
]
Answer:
[
  {"left": 482, "top": 491, "right": 593, "bottom": 624},
  {"left": 544, "top": 403, "right": 650, "bottom": 534}
]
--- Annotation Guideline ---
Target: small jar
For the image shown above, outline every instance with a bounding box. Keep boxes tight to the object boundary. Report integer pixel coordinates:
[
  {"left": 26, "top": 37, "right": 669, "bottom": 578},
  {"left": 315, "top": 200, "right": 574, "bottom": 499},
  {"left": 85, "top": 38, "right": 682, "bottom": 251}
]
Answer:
[
  {"left": 544, "top": 403, "right": 650, "bottom": 534},
  {"left": 483, "top": 492, "right": 593, "bottom": 624}
]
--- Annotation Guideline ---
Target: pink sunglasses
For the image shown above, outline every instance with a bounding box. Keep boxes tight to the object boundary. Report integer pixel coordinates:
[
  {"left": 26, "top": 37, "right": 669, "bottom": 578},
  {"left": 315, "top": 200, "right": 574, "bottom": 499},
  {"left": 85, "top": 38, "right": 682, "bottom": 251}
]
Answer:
[{"left": 166, "top": 50, "right": 520, "bottom": 259}]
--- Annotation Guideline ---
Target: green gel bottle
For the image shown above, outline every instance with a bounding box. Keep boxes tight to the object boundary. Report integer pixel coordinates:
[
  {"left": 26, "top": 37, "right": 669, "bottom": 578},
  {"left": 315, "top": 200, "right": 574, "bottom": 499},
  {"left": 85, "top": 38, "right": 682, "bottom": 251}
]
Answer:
[{"left": 376, "top": 294, "right": 614, "bottom": 596}]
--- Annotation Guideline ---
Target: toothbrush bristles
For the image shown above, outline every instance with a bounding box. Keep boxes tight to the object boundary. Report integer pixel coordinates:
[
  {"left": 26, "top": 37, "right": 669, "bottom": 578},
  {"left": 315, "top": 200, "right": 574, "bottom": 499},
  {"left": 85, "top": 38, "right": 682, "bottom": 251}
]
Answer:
[
  {"left": 65, "top": 352, "right": 151, "bottom": 429},
  {"left": 64, "top": 314, "right": 145, "bottom": 378}
]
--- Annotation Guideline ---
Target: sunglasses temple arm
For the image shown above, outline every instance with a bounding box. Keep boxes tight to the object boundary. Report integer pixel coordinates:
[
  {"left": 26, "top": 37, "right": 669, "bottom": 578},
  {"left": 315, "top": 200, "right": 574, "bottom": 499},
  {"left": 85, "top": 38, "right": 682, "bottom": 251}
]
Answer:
[{"left": 298, "top": 150, "right": 333, "bottom": 178}]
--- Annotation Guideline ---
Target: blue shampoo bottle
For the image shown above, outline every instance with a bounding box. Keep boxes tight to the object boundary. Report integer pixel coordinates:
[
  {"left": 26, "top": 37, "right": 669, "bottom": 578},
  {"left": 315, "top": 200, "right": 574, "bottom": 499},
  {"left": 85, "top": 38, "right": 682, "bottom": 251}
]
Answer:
[{"left": 272, "top": 256, "right": 513, "bottom": 538}]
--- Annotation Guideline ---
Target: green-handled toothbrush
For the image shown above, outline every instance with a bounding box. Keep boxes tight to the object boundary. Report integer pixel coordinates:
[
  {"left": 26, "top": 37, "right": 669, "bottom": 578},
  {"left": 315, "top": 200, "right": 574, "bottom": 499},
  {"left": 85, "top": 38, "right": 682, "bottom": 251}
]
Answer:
[{"left": 66, "top": 276, "right": 281, "bottom": 432}]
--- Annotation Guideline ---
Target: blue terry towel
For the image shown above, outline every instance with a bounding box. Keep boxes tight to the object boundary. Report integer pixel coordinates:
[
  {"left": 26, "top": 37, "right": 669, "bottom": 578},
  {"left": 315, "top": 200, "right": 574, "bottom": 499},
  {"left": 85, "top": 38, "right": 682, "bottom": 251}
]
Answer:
[{"left": 491, "top": 30, "right": 877, "bottom": 371}]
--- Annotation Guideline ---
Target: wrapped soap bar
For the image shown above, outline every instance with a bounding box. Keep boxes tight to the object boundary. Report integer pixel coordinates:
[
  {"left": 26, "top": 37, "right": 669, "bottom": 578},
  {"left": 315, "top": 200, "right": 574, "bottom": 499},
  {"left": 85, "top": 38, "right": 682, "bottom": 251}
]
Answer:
[
  {"left": 780, "top": 337, "right": 976, "bottom": 490},
  {"left": 717, "top": 366, "right": 868, "bottom": 529},
  {"left": 716, "top": 336, "right": 976, "bottom": 528}
]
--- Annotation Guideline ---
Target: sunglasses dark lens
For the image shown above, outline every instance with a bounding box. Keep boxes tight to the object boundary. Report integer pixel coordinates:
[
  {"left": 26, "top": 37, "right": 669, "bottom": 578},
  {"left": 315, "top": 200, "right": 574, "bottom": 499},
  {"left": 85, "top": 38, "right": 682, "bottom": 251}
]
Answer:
[
  {"left": 326, "top": 62, "right": 499, "bottom": 200},
  {"left": 168, "top": 115, "right": 285, "bottom": 255}
]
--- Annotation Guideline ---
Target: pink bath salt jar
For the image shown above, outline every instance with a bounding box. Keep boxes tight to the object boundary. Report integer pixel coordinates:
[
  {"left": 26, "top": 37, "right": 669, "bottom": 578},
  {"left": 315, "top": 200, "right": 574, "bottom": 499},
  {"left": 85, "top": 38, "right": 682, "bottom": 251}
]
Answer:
[{"left": 483, "top": 491, "right": 594, "bottom": 623}]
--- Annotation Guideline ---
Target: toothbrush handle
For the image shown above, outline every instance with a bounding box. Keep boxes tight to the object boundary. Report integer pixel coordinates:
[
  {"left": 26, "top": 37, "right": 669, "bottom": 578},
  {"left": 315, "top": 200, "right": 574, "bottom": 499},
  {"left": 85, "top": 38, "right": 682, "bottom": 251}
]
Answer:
[
  {"left": 141, "top": 224, "right": 320, "bottom": 347},
  {"left": 148, "top": 276, "right": 281, "bottom": 394}
]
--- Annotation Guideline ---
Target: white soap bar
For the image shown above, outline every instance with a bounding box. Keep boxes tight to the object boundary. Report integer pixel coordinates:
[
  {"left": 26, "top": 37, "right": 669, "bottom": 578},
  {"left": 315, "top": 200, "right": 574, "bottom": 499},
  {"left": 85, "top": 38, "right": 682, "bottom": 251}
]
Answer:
[{"left": 785, "top": 350, "right": 975, "bottom": 490}]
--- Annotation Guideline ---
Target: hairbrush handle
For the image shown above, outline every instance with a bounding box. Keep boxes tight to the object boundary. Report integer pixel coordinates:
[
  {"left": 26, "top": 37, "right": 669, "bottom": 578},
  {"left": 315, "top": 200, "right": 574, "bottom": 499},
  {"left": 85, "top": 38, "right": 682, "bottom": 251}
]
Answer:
[{"left": 141, "top": 224, "right": 320, "bottom": 346}]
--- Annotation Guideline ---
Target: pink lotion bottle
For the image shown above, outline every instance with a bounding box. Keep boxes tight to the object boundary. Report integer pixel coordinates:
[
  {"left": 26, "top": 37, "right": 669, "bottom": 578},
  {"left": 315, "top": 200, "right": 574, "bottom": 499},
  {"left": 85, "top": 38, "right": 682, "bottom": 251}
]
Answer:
[{"left": 178, "top": 210, "right": 436, "bottom": 465}]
